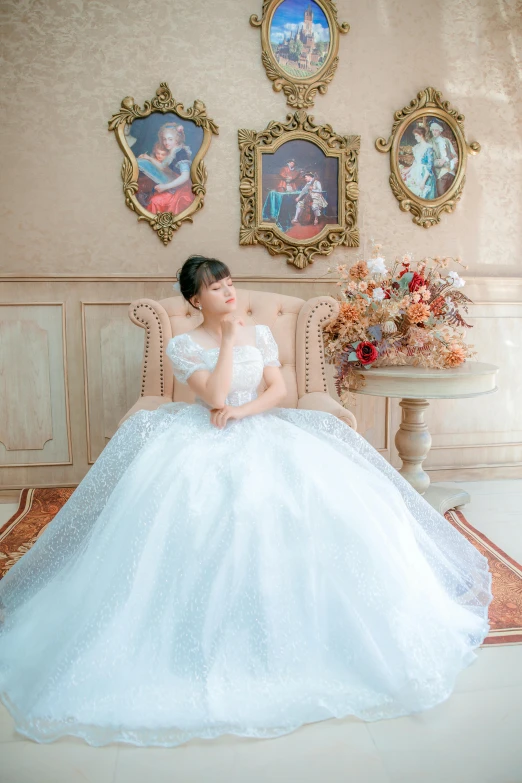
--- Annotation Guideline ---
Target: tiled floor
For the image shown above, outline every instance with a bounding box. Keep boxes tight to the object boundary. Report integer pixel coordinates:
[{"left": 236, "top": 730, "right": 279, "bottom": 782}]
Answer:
[{"left": 1, "top": 480, "right": 521, "bottom": 783}]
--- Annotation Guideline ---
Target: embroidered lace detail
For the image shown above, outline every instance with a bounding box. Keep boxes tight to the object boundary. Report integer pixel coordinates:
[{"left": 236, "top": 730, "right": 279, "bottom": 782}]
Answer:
[{"left": 166, "top": 324, "right": 280, "bottom": 407}]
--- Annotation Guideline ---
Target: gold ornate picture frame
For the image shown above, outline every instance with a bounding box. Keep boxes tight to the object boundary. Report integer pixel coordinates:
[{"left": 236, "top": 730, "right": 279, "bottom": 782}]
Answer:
[
  {"left": 239, "top": 109, "right": 359, "bottom": 269},
  {"left": 108, "top": 83, "right": 218, "bottom": 245},
  {"left": 250, "top": 0, "right": 349, "bottom": 109},
  {"left": 376, "top": 87, "right": 480, "bottom": 229}
]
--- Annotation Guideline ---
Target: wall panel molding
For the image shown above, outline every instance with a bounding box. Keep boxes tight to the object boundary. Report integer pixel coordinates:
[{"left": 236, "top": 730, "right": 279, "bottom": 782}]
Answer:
[
  {"left": 0, "top": 303, "right": 72, "bottom": 468},
  {"left": 81, "top": 303, "right": 144, "bottom": 463}
]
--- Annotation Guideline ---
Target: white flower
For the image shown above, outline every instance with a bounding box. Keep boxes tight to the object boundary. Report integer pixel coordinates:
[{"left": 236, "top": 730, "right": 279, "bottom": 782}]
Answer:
[
  {"left": 446, "top": 271, "right": 465, "bottom": 288},
  {"left": 372, "top": 287, "right": 386, "bottom": 301},
  {"left": 172, "top": 280, "right": 181, "bottom": 293},
  {"left": 367, "top": 256, "right": 387, "bottom": 275}
]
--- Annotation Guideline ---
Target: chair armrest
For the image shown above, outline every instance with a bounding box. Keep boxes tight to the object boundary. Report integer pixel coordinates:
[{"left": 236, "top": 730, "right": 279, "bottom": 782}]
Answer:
[
  {"left": 297, "top": 392, "right": 357, "bottom": 431},
  {"left": 128, "top": 299, "right": 174, "bottom": 399},
  {"left": 118, "top": 396, "right": 171, "bottom": 428}
]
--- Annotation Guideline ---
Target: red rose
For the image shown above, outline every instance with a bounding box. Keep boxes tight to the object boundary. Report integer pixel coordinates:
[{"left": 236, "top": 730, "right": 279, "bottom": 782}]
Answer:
[
  {"left": 356, "top": 341, "right": 378, "bottom": 365},
  {"left": 409, "top": 272, "right": 426, "bottom": 292}
]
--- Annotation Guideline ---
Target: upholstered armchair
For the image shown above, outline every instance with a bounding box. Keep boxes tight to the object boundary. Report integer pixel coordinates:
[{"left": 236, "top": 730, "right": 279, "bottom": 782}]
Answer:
[{"left": 119, "top": 288, "right": 356, "bottom": 430}]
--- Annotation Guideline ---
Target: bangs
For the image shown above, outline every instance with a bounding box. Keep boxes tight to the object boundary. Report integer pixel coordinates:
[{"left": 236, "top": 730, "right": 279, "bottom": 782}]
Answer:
[{"left": 196, "top": 259, "right": 231, "bottom": 290}]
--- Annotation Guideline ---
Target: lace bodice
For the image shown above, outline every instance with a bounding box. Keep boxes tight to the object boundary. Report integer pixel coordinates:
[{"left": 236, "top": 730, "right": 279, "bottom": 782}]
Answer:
[{"left": 166, "top": 324, "right": 281, "bottom": 407}]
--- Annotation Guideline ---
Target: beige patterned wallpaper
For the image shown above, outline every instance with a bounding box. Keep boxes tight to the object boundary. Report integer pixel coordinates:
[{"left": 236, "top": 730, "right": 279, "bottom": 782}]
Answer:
[{"left": 0, "top": 0, "right": 521, "bottom": 278}]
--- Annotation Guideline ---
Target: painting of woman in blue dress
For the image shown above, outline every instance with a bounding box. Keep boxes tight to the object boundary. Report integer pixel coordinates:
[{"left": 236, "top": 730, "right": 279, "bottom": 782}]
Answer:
[
  {"left": 398, "top": 124, "right": 436, "bottom": 201},
  {"left": 125, "top": 113, "right": 204, "bottom": 213}
]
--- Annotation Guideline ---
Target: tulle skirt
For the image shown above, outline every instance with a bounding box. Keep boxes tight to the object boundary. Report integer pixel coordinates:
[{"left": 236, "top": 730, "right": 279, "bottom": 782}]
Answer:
[{"left": 0, "top": 403, "right": 492, "bottom": 747}]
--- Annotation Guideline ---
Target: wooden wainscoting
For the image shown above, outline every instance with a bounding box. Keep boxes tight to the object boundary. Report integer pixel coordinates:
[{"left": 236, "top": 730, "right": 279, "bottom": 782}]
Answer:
[
  {"left": 82, "top": 303, "right": 144, "bottom": 463},
  {"left": 0, "top": 303, "right": 72, "bottom": 469},
  {"left": 0, "top": 275, "right": 520, "bottom": 488}
]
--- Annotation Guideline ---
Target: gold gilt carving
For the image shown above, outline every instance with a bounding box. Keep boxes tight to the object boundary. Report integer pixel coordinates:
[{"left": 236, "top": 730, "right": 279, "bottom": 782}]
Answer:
[
  {"left": 250, "top": 0, "right": 349, "bottom": 109},
  {"left": 376, "top": 87, "right": 480, "bottom": 229},
  {"left": 239, "top": 110, "right": 359, "bottom": 269},
  {"left": 108, "top": 83, "right": 218, "bottom": 245}
]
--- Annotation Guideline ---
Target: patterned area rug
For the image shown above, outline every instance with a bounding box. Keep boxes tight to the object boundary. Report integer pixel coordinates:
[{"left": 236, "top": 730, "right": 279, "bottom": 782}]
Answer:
[
  {"left": 445, "top": 509, "right": 522, "bottom": 646},
  {"left": 1, "top": 489, "right": 521, "bottom": 645}
]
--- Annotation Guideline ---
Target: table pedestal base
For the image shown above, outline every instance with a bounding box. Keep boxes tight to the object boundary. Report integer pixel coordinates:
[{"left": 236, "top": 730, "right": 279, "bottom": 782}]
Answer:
[
  {"left": 349, "top": 362, "right": 498, "bottom": 515},
  {"left": 422, "top": 483, "right": 470, "bottom": 515},
  {"left": 394, "top": 399, "right": 470, "bottom": 513},
  {"left": 395, "top": 398, "right": 432, "bottom": 494}
]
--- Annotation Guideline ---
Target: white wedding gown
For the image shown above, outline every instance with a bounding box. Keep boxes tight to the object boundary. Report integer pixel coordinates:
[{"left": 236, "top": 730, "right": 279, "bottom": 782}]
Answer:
[{"left": 0, "top": 324, "right": 492, "bottom": 747}]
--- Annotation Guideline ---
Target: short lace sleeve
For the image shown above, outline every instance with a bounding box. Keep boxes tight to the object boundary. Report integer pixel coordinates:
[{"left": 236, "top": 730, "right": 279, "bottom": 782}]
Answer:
[
  {"left": 256, "top": 324, "right": 282, "bottom": 367},
  {"left": 166, "top": 334, "right": 207, "bottom": 384}
]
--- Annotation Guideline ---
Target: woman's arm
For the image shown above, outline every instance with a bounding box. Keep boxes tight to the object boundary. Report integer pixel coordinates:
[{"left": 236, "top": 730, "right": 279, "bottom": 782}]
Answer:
[
  {"left": 238, "top": 367, "right": 286, "bottom": 416},
  {"left": 155, "top": 170, "right": 190, "bottom": 193},
  {"left": 138, "top": 153, "right": 161, "bottom": 165},
  {"left": 186, "top": 339, "right": 234, "bottom": 408},
  {"left": 209, "top": 367, "right": 286, "bottom": 428}
]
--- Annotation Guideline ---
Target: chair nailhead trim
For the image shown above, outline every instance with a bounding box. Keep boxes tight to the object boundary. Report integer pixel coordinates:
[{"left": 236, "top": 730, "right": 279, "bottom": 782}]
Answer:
[
  {"left": 303, "top": 300, "right": 335, "bottom": 394},
  {"left": 132, "top": 303, "right": 164, "bottom": 397}
]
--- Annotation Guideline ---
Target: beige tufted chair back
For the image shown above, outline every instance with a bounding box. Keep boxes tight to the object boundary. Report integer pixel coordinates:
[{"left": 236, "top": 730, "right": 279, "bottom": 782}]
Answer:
[{"left": 122, "top": 288, "right": 356, "bottom": 429}]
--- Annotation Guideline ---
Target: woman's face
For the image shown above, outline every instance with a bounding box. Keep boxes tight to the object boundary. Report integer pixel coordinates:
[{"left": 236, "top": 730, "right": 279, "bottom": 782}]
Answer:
[
  {"left": 194, "top": 275, "right": 236, "bottom": 315},
  {"left": 161, "top": 131, "right": 177, "bottom": 150},
  {"left": 413, "top": 131, "right": 423, "bottom": 143}
]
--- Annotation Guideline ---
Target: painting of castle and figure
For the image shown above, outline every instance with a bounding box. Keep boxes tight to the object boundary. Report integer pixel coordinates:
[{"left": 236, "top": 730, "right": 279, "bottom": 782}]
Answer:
[
  {"left": 250, "top": 0, "right": 349, "bottom": 109},
  {"left": 269, "top": 0, "right": 331, "bottom": 79}
]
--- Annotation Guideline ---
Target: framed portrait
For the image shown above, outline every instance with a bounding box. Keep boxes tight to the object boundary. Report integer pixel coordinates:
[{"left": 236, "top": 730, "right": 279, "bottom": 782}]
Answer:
[
  {"left": 239, "top": 109, "right": 359, "bottom": 269},
  {"left": 250, "top": 0, "right": 349, "bottom": 109},
  {"left": 108, "top": 83, "right": 218, "bottom": 244},
  {"left": 376, "top": 87, "right": 480, "bottom": 228}
]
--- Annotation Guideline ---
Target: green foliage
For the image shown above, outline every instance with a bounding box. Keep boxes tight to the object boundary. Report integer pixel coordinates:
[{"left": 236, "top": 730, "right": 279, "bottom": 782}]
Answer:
[{"left": 288, "top": 38, "right": 303, "bottom": 60}]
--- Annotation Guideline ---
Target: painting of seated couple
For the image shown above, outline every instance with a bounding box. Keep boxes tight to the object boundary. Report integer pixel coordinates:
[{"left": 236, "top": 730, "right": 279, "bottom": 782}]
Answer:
[
  {"left": 261, "top": 139, "right": 339, "bottom": 240},
  {"left": 123, "top": 112, "right": 204, "bottom": 215},
  {"left": 398, "top": 117, "right": 460, "bottom": 201}
]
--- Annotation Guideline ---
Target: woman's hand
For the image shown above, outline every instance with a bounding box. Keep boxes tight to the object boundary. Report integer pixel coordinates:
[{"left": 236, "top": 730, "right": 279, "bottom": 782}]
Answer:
[
  {"left": 221, "top": 314, "right": 244, "bottom": 343},
  {"left": 155, "top": 183, "right": 171, "bottom": 193},
  {"left": 209, "top": 405, "right": 245, "bottom": 429}
]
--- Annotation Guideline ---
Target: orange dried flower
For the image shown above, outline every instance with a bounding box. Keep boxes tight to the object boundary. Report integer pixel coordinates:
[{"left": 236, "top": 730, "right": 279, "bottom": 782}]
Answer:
[
  {"left": 407, "top": 302, "right": 431, "bottom": 324},
  {"left": 444, "top": 343, "right": 466, "bottom": 367},
  {"left": 366, "top": 282, "right": 376, "bottom": 297},
  {"left": 339, "top": 302, "right": 360, "bottom": 322},
  {"left": 349, "top": 261, "right": 369, "bottom": 279},
  {"left": 430, "top": 296, "right": 445, "bottom": 316}
]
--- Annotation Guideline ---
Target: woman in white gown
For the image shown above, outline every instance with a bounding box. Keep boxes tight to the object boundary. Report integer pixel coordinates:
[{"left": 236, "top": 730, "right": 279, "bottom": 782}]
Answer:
[{"left": 0, "top": 255, "right": 492, "bottom": 748}]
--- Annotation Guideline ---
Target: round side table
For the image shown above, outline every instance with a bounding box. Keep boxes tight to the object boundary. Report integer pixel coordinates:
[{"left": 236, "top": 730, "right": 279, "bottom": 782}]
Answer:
[{"left": 350, "top": 363, "right": 499, "bottom": 514}]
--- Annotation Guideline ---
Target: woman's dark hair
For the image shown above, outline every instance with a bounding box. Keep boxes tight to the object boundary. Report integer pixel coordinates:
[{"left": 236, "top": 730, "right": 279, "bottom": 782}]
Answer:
[
  {"left": 413, "top": 125, "right": 427, "bottom": 139},
  {"left": 176, "top": 255, "right": 231, "bottom": 309}
]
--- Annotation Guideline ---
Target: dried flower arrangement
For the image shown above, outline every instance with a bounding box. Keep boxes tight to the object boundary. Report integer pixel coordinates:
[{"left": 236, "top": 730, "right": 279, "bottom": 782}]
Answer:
[{"left": 323, "top": 244, "right": 475, "bottom": 403}]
